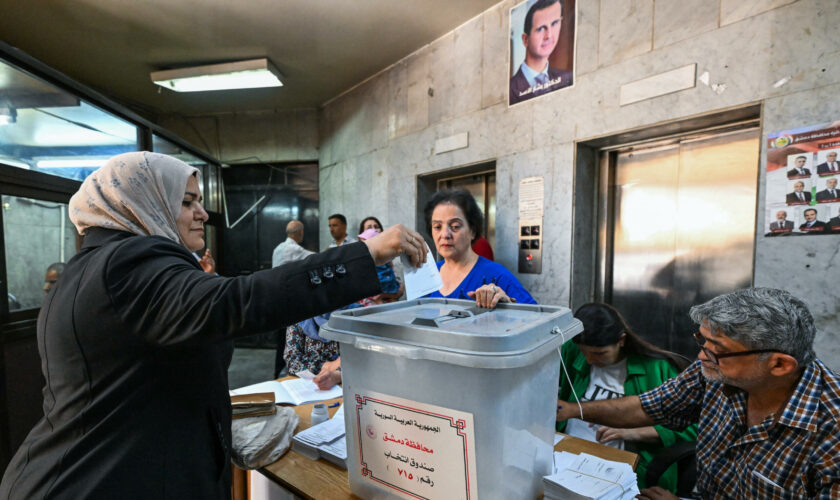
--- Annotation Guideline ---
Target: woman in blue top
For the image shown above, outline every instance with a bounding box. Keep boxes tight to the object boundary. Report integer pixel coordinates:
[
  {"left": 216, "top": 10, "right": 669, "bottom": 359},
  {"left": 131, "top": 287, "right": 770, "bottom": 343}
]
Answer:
[{"left": 423, "top": 189, "right": 535, "bottom": 306}]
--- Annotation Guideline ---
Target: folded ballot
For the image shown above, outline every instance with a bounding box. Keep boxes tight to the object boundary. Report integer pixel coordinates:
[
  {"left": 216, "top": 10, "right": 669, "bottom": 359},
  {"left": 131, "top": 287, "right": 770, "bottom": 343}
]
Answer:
[{"left": 543, "top": 452, "right": 639, "bottom": 500}]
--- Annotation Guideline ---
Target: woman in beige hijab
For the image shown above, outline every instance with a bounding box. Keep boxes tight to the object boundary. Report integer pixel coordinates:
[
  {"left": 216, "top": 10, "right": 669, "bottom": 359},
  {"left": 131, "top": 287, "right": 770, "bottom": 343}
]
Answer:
[{"left": 0, "top": 152, "right": 426, "bottom": 499}]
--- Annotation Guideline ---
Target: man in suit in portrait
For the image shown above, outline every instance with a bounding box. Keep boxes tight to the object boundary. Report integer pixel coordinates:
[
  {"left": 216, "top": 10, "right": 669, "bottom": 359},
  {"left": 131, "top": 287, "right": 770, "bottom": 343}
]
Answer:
[
  {"left": 799, "top": 208, "right": 826, "bottom": 232},
  {"left": 816, "top": 177, "right": 840, "bottom": 202},
  {"left": 787, "top": 156, "right": 811, "bottom": 178},
  {"left": 827, "top": 209, "right": 840, "bottom": 231},
  {"left": 786, "top": 181, "right": 811, "bottom": 204},
  {"left": 816, "top": 152, "right": 839, "bottom": 175},
  {"left": 769, "top": 210, "right": 794, "bottom": 232},
  {"left": 509, "top": 0, "right": 573, "bottom": 105}
]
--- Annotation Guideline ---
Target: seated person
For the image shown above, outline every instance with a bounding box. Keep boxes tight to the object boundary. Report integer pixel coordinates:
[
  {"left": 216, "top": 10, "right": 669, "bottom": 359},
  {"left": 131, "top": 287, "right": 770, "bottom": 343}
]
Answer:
[
  {"left": 358, "top": 222, "right": 403, "bottom": 302},
  {"left": 284, "top": 313, "right": 343, "bottom": 390},
  {"left": 557, "top": 288, "right": 840, "bottom": 499},
  {"left": 423, "top": 189, "right": 535, "bottom": 306},
  {"left": 557, "top": 303, "right": 696, "bottom": 493}
]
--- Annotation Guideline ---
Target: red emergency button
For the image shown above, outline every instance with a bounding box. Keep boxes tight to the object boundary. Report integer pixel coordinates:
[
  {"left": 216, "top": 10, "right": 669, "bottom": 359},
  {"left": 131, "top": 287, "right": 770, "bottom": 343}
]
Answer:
[{"left": 526, "top": 254, "right": 533, "bottom": 261}]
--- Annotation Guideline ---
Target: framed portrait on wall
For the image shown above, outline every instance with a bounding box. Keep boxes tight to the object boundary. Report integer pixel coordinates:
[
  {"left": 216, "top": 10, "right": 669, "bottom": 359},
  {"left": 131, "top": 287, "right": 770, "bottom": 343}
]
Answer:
[{"left": 508, "top": 0, "right": 576, "bottom": 106}]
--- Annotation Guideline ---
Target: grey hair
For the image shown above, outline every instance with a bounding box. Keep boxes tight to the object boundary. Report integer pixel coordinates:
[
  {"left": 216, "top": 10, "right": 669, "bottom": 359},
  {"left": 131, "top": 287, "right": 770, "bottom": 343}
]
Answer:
[{"left": 689, "top": 287, "right": 816, "bottom": 366}]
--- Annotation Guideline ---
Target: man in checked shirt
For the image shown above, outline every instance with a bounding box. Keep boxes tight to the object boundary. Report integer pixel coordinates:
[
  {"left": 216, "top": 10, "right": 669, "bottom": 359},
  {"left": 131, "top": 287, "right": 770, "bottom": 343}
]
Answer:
[{"left": 557, "top": 287, "right": 839, "bottom": 499}]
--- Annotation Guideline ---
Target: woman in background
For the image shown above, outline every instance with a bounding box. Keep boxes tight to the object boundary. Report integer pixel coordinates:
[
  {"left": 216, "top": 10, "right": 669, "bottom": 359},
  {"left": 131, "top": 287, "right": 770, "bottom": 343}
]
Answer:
[
  {"left": 424, "top": 189, "right": 535, "bottom": 306},
  {"left": 556, "top": 302, "right": 697, "bottom": 493},
  {"left": 358, "top": 216, "right": 403, "bottom": 302}
]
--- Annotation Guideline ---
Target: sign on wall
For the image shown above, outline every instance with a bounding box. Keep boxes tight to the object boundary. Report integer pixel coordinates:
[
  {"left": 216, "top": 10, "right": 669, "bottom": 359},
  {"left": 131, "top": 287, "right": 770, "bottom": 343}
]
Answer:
[
  {"left": 508, "top": 0, "right": 576, "bottom": 106},
  {"left": 354, "top": 391, "right": 478, "bottom": 500},
  {"left": 765, "top": 122, "right": 840, "bottom": 236}
]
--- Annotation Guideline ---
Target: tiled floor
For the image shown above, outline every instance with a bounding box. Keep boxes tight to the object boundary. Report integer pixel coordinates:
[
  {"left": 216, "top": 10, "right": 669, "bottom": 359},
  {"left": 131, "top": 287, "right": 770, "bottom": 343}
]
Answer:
[{"left": 228, "top": 348, "right": 277, "bottom": 390}]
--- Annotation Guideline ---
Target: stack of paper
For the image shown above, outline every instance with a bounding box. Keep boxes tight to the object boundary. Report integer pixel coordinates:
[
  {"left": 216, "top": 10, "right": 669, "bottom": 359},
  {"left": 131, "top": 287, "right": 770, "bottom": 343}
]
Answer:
[
  {"left": 291, "top": 405, "right": 348, "bottom": 468},
  {"left": 229, "top": 375, "right": 343, "bottom": 406},
  {"left": 544, "top": 452, "right": 639, "bottom": 500}
]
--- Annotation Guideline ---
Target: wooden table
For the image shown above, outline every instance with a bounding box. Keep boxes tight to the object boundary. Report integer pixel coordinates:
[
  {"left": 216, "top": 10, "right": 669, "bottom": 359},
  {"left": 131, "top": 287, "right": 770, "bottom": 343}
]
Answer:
[{"left": 257, "top": 393, "right": 639, "bottom": 500}]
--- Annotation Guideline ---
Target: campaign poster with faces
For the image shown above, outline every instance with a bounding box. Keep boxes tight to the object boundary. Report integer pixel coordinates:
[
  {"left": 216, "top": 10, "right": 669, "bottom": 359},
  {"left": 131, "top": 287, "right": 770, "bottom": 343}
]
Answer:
[
  {"left": 764, "top": 122, "right": 840, "bottom": 236},
  {"left": 508, "top": 0, "right": 575, "bottom": 106}
]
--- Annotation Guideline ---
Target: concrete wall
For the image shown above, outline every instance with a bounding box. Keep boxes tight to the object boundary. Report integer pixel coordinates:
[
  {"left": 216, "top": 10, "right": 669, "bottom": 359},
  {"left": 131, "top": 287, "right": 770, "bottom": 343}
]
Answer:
[
  {"left": 318, "top": 0, "right": 840, "bottom": 369},
  {"left": 157, "top": 108, "right": 319, "bottom": 164}
]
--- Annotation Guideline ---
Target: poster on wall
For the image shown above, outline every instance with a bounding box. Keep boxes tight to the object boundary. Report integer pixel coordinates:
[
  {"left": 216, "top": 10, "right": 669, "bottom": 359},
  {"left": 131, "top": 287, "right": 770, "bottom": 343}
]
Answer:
[
  {"left": 764, "top": 121, "right": 840, "bottom": 236},
  {"left": 508, "top": 0, "right": 575, "bottom": 106}
]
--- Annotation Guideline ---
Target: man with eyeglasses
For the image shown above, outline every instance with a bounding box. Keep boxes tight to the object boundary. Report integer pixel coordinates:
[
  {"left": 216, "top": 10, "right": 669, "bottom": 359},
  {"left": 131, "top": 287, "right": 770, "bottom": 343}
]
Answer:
[{"left": 557, "top": 288, "right": 839, "bottom": 499}]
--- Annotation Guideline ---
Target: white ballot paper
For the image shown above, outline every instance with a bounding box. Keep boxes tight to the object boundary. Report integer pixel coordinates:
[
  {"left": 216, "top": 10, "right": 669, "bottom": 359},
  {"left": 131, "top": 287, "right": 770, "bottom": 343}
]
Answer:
[
  {"left": 230, "top": 378, "right": 343, "bottom": 406},
  {"left": 400, "top": 247, "right": 442, "bottom": 300}
]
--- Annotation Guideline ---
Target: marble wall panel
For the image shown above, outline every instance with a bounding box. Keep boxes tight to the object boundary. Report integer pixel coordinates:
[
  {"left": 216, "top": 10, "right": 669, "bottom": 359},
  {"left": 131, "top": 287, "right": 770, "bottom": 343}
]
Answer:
[
  {"left": 653, "top": 0, "right": 718, "bottom": 49},
  {"left": 319, "top": 71, "right": 390, "bottom": 168},
  {"left": 574, "top": 0, "right": 600, "bottom": 76},
  {"left": 597, "top": 0, "right": 653, "bottom": 67},
  {"left": 389, "top": 50, "right": 431, "bottom": 139},
  {"left": 428, "top": 16, "right": 484, "bottom": 125},
  {"left": 481, "top": 2, "right": 511, "bottom": 108},
  {"left": 720, "top": 0, "right": 797, "bottom": 26}
]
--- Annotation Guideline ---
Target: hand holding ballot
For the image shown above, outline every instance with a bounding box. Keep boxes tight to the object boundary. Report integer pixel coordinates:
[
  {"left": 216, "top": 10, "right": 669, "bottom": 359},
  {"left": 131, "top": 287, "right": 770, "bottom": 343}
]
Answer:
[{"left": 363, "top": 224, "right": 427, "bottom": 267}]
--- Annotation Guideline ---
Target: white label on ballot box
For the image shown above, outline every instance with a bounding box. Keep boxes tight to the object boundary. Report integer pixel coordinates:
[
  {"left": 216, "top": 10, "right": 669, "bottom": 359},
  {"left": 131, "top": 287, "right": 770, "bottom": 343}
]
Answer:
[{"left": 354, "top": 391, "right": 478, "bottom": 500}]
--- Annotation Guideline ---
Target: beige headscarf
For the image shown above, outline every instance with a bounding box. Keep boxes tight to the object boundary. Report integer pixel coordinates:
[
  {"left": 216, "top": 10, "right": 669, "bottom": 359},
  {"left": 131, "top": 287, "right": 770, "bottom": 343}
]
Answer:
[{"left": 69, "top": 151, "right": 200, "bottom": 247}]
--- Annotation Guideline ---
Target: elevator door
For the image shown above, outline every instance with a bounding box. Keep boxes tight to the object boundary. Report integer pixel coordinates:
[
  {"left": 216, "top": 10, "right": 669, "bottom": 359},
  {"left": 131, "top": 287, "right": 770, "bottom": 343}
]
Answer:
[{"left": 606, "top": 127, "right": 759, "bottom": 358}]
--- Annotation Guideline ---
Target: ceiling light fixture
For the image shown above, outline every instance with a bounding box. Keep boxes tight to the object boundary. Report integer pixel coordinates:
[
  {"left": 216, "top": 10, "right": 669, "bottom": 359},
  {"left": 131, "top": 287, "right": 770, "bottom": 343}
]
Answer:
[
  {"left": 150, "top": 58, "right": 283, "bottom": 92},
  {"left": 36, "top": 158, "right": 109, "bottom": 169}
]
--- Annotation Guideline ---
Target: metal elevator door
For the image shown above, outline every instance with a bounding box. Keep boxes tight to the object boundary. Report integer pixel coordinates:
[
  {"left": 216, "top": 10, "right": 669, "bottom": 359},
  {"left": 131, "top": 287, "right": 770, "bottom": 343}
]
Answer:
[{"left": 602, "top": 127, "right": 760, "bottom": 358}]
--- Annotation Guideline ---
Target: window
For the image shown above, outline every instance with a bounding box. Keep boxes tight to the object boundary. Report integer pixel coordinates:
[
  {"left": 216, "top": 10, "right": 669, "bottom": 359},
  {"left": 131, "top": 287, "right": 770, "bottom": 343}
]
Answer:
[
  {"left": 2, "top": 195, "right": 76, "bottom": 311},
  {"left": 0, "top": 60, "right": 138, "bottom": 181},
  {"left": 153, "top": 134, "right": 221, "bottom": 212}
]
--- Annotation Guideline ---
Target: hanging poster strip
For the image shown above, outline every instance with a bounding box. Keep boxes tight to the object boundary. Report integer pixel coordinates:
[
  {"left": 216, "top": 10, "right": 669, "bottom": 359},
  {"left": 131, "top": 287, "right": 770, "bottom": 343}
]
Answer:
[{"left": 765, "top": 122, "right": 840, "bottom": 236}]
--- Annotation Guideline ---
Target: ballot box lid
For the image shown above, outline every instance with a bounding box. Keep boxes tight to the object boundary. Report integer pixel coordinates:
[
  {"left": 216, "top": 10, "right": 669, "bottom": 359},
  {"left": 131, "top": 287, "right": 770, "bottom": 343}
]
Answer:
[{"left": 321, "top": 298, "right": 581, "bottom": 369}]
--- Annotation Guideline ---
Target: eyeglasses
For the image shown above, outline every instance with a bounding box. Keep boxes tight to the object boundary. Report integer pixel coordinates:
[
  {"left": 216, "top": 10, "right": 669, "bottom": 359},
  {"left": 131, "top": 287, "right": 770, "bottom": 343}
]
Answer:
[{"left": 693, "top": 332, "right": 783, "bottom": 365}]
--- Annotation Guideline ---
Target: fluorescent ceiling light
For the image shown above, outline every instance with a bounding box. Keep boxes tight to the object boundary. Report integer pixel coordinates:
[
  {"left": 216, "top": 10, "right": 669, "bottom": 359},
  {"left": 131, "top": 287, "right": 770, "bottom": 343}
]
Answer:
[
  {"left": 150, "top": 58, "right": 283, "bottom": 92},
  {"left": 37, "top": 158, "right": 108, "bottom": 168}
]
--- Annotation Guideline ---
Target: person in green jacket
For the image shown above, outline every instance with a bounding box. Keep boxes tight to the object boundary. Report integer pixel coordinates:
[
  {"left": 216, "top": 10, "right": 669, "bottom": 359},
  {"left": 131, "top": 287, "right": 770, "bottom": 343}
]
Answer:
[{"left": 556, "top": 303, "right": 697, "bottom": 493}]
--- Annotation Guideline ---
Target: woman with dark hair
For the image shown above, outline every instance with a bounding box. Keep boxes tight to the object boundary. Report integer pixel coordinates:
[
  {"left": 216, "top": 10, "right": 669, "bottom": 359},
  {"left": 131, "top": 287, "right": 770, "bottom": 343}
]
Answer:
[
  {"left": 556, "top": 302, "right": 696, "bottom": 493},
  {"left": 423, "top": 189, "right": 534, "bottom": 306},
  {"left": 359, "top": 216, "right": 383, "bottom": 235}
]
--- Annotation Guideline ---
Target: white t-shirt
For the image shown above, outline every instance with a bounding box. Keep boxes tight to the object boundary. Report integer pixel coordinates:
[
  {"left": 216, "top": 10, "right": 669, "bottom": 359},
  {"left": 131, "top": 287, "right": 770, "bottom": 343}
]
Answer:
[{"left": 565, "top": 358, "right": 627, "bottom": 449}]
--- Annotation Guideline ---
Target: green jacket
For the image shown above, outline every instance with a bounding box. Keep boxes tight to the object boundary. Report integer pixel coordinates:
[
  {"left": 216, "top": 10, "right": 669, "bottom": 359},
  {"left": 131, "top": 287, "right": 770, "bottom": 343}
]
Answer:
[{"left": 556, "top": 340, "right": 697, "bottom": 492}]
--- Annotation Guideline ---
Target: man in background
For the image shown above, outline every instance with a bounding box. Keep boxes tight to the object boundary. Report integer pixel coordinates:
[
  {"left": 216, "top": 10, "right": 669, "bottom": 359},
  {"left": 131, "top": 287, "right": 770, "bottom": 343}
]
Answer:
[
  {"left": 272, "top": 220, "right": 314, "bottom": 268},
  {"left": 43, "top": 262, "right": 65, "bottom": 295},
  {"left": 272, "top": 220, "right": 315, "bottom": 377},
  {"left": 799, "top": 208, "right": 826, "bottom": 232},
  {"left": 816, "top": 151, "right": 839, "bottom": 175},
  {"left": 509, "top": 0, "right": 572, "bottom": 105},
  {"left": 327, "top": 213, "right": 356, "bottom": 248},
  {"left": 786, "top": 155, "right": 811, "bottom": 178},
  {"left": 786, "top": 181, "right": 811, "bottom": 204},
  {"left": 558, "top": 288, "right": 840, "bottom": 499},
  {"left": 815, "top": 177, "right": 840, "bottom": 202},
  {"left": 769, "top": 210, "right": 793, "bottom": 232}
]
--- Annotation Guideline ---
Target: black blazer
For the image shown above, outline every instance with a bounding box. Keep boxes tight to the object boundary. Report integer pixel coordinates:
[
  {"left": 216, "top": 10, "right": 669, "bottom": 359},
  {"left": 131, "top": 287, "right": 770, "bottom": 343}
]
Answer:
[
  {"left": 816, "top": 189, "right": 840, "bottom": 202},
  {"left": 816, "top": 162, "right": 839, "bottom": 175},
  {"left": 786, "top": 191, "right": 811, "bottom": 203},
  {"left": 800, "top": 220, "right": 827, "bottom": 231},
  {"left": 787, "top": 167, "right": 811, "bottom": 178},
  {"left": 0, "top": 228, "right": 379, "bottom": 499}
]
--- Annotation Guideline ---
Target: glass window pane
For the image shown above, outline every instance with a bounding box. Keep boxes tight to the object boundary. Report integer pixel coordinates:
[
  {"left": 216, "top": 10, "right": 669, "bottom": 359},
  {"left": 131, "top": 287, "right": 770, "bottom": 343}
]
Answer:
[
  {"left": 2, "top": 195, "right": 77, "bottom": 311},
  {"left": 152, "top": 134, "right": 220, "bottom": 211},
  {"left": 0, "top": 60, "right": 138, "bottom": 181}
]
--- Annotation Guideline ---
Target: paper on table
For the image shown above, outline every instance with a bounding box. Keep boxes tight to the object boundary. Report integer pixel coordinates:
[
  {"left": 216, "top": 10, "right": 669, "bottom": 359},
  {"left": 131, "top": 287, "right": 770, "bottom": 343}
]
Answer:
[
  {"left": 230, "top": 378, "right": 342, "bottom": 405},
  {"left": 554, "top": 433, "right": 565, "bottom": 445},
  {"left": 296, "top": 370, "right": 316, "bottom": 381},
  {"left": 400, "top": 247, "right": 442, "bottom": 300}
]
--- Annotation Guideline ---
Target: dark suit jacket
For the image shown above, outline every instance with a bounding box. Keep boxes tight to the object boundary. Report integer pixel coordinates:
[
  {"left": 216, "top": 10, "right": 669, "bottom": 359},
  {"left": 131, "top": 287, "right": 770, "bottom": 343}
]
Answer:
[
  {"left": 828, "top": 217, "right": 840, "bottom": 230},
  {"left": 816, "top": 162, "right": 840, "bottom": 175},
  {"left": 509, "top": 65, "right": 573, "bottom": 105},
  {"left": 800, "top": 220, "right": 827, "bottom": 231},
  {"left": 0, "top": 228, "right": 379, "bottom": 499},
  {"left": 816, "top": 189, "right": 840, "bottom": 202},
  {"left": 786, "top": 191, "right": 812, "bottom": 203},
  {"left": 769, "top": 220, "right": 794, "bottom": 230},
  {"left": 787, "top": 167, "right": 811, "bottom": 178}
]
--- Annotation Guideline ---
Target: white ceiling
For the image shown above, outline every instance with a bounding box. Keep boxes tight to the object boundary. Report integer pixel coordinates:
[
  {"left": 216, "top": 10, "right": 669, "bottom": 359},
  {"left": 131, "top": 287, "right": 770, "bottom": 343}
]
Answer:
[{"left": 0, "top": 0, "right": 500, "bottom": 117}]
